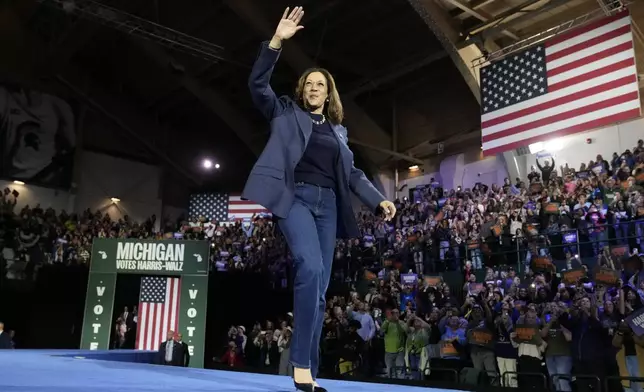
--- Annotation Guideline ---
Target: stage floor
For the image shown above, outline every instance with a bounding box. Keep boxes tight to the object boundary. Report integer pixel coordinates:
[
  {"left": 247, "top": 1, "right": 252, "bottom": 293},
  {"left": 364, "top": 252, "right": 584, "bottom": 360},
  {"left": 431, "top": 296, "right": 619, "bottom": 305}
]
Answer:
[{"left": 0, "top": 350, "right": 463, "bottom": 392}]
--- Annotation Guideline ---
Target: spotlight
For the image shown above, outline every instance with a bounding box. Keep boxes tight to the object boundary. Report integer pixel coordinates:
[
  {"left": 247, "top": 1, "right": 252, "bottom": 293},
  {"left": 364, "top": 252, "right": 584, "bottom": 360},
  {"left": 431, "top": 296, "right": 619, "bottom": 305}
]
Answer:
[
  {"left": 13, "top": 180, "right": 25, "bottom": 185},
  {"left": 215, "top": 163, "right": 220, "bottom": 169},
  {"left": 111, "top": 197, "right": 120, "bottom": 203},
  {"left": 203, "top": 159, "right": 213, "bottom": 169}
]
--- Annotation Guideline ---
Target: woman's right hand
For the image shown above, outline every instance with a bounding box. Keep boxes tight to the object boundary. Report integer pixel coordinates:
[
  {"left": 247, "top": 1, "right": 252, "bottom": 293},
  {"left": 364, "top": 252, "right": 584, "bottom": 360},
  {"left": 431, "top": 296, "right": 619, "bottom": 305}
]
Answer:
[{"left": 274, "top": 6, "right": 304, "bottom": 41}]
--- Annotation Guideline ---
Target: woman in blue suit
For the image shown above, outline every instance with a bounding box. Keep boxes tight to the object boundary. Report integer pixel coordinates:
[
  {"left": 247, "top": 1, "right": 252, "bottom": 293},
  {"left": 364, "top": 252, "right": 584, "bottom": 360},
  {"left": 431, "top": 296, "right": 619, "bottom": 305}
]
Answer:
[{"left": 241, "top": 6, "right": 396, "bottom": 392}]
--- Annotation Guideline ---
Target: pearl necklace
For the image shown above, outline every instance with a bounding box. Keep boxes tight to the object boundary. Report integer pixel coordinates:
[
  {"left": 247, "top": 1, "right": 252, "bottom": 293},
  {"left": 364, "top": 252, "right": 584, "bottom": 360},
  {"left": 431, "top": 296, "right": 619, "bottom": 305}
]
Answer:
[{"left": 311, "top": 114, "right": 326, "bottom": 125}]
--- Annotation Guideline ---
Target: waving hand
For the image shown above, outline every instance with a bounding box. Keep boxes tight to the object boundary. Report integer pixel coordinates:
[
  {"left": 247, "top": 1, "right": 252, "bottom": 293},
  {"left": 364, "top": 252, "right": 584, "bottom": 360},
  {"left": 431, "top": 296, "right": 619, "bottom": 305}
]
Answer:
[{"left": 274, "top": 6, "right": 304, "bottom": 41}]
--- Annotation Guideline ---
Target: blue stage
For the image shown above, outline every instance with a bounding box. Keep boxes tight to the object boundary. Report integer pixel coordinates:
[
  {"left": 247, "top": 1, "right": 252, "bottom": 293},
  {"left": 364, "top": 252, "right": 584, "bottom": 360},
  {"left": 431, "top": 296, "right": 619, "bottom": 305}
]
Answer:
[{"left": 0, "top": 350, "right": 465, "bottom": 392}]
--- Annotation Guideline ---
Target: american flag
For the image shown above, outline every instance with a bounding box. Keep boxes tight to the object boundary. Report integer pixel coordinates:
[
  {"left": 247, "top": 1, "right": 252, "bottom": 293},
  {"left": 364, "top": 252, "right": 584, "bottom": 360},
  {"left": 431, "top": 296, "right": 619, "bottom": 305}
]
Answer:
[
  {"left": 135, "top": 276, "right": 181, "bottom": 351},
  {"left": 189, "top": 193, "right": 270, "bottom": 222},
  {"left": 481, "top": 10, "right": 640, "bottom": 155}
]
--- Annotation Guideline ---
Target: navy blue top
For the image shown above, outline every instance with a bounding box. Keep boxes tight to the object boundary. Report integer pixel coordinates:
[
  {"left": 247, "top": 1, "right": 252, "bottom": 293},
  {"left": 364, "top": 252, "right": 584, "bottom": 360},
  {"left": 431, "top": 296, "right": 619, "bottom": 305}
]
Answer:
[{"left": 294, "top": 112, "right": 339, "bottom": 190}]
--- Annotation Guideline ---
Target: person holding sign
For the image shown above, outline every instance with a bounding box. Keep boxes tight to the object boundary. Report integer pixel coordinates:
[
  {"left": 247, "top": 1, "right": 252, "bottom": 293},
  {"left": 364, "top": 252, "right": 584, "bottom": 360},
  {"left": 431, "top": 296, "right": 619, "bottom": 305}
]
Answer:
[
  {"left": 440, "top": 316, "right": 466, "bottom": 362},
  {"left": 241, "top": 7, "right": 397, "bottom": 392},
  {"left": 510, "top": 310, "right": 546, "bottom": 390},
  {"left": 465, "top": 301, "right": 497, "bottom": 381}
]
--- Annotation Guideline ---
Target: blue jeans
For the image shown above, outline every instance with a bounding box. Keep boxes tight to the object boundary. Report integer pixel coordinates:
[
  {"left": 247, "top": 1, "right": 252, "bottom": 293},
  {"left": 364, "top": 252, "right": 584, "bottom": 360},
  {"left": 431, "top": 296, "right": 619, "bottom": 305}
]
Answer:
[
  {"left": 278, "top": 183, "right": 337, "bottom": 379},
  {"left": 409, "top": 353, "right": 422, "bottom": 380},
  {"left": 625, "top": 355, "right": 642, "bottom": 392},
  {"left": 545, "top": 355, "right": 572, "bottom": 391}
]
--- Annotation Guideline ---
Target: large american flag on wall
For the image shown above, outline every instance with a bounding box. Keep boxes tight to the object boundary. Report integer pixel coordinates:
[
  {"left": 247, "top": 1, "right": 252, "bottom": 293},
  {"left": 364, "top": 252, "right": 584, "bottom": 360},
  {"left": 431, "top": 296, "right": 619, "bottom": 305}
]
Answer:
[
  {"left": 480, "top": 10, "right": 641, "bottom": 155},
  {"left": 189, "top": 193, "right": 270, "bottom": 221},
  {"left": 135, "top": 276, "right": 181, "bottom": 351}
]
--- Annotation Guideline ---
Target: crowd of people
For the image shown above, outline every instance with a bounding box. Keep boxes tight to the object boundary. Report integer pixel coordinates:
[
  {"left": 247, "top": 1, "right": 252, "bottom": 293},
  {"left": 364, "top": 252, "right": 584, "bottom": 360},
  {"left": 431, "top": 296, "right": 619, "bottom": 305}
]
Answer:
[
  {"left": 2, "top": 140, "right": 644, "bottom": 390},
  {"left": 217, "top": 141, "right": 644, "bottom": 392}
]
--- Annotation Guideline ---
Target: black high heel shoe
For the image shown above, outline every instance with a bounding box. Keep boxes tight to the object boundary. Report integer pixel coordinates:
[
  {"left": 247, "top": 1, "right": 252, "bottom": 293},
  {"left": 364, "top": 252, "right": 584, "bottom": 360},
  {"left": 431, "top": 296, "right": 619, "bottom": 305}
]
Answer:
[{"left": 293, "top": 381, "right": 327, "bottom": 392}]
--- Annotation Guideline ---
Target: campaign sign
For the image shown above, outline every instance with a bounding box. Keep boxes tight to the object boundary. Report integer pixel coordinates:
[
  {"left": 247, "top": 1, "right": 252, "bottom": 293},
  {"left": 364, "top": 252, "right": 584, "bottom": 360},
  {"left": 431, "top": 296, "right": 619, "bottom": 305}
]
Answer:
[
  {"left": 626, "top": 307, "right": 644, "bottom": 336},
  {"left": 562, "top": 268, "right": 586, "bottom": 284},
  {"left": 440, "top": 341, "right": 459, "bottom": 357},
  {"left": 401, "top": 273, "right": 418, "bottom": 285},
  {"left": 594, "top": 268, "right": 620, "bottom": 286},
  {"left": 468, "top": 327, "right": 494, "bottom": 348},
  {"left": 424, "top": 276, "right": 441, "bottom": 287},
  {"left": 514, "top": 324, "right": 541, "bottom": 344}
]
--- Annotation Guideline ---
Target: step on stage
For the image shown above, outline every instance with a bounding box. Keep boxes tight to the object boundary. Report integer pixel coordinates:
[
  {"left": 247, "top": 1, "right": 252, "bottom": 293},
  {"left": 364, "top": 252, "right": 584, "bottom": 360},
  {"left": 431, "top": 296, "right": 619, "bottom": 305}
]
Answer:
[{"left": 1, "top": 350, "right": 463, "bottom": 392}]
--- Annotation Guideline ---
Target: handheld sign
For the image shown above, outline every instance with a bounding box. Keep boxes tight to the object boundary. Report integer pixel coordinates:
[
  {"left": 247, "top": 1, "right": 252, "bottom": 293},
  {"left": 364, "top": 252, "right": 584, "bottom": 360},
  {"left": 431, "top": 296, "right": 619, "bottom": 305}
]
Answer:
[
  {"left": 532, "top": 256, "right": 553, "bottom": 271},
  {"left": 544, "top": 202, "right": 560, "bottom": 214},
  {"left": 440, "top": 341, "right": 459, "bottom": 357},
  {"left": 514, "top": 324, "right": 541, "bottom": 344},
  {"left": 594, "top": 268, "right": 620, "bottom": 286},
  {"left": 468, "top": 327, "right": 494, "bottom": 348},
  {"left": 626, "top": 307, "right": 644, "bottom": 336},
  {"left": 561, "top": 268, "right": 586, "bottom": 285},
  {"left": 364, "top": 270, "right": 377, "bottom": 281},
  {"left": 611, "top": 245, "right": 630, "bottom": 258},
  {"left": 424, "top": 276, "right": 441, "bottom": 287},
  {"left": 401, "top": 273, "right": 418, "bottom": 286}
]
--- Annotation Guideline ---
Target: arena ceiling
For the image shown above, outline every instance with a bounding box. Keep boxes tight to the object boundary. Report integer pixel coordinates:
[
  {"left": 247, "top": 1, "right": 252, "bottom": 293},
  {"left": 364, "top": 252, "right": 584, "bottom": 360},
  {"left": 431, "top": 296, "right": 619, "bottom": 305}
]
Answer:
[{"left": 3, "top": 0, "right": 643, "bottom": 191}]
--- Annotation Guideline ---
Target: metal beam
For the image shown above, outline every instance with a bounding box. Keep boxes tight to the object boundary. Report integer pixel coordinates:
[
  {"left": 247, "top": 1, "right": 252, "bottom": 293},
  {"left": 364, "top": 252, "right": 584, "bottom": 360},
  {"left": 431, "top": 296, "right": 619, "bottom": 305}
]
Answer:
[
  {"left": 223, "top": 0, "right": 393, "bottom": 163},
  {"left": 344, "top": 51, "right": 448, "bottom": 99},
  {"left": 138, "top": 42, "right": 264, "bottom": 157},
  {"left": 465, "top": 0, "right": 543, "bottom": 35},
  {"left": 56, "top": 67, "right": 202, "bottom": 187},
  {"left": 407, "top": 0, "right": 481, "bottom": 104},
  {"left": 403, "top": 130, "right": 481, "bottom": 158},
  {"left": 452, "top": 0, "right": 495, "bottom": 19},
  {"left": 38, "top": 0, "right": 148, "bottom": 75},
  {"left": 479, "top": 0, "right": 571, "bottom": 41},
  {"left": 348, "top": 139, "right": 425, "bottom": 165},
  {"left": 442, "top": 0, "right": 520, "bottom": 40}
]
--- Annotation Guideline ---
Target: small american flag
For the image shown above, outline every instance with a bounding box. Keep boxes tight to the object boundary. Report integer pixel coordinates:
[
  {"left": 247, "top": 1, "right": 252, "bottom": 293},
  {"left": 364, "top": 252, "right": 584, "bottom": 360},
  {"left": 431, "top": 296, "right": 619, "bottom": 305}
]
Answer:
[
  {"left": 481, "top": 10, "right": 640, "bottom": 155},
  {"left": 135, "top": 276, "right": 181, "bottom": 351},
  {"left": 189, "top": 193, "right": 270, "bottom": 222}
]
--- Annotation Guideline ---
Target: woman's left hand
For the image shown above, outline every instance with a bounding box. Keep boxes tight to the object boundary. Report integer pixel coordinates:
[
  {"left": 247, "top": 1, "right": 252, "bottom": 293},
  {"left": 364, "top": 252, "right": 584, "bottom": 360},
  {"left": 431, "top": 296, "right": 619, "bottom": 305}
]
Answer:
[{"left": 379, "top": 200, "right": 396, "bottom": 221}]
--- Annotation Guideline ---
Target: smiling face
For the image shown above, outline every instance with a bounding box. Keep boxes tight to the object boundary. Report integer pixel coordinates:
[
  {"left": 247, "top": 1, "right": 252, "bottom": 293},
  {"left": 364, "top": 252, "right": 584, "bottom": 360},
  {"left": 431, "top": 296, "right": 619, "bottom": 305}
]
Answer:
[{"left": 302, "top": 71, "right": 328, "bottom": 111}]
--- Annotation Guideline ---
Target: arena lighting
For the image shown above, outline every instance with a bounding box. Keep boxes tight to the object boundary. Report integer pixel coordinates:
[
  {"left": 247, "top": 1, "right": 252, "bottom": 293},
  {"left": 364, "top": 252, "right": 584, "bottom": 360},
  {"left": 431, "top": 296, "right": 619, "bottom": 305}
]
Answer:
[
  {"left": 202, "top": 159, "right": 213, "bottom": 169},
  {"left": 529, "top": 138, "right": 565, "bottom": 154},
  {"left": 409, "top": 165, "right": 420, "bottom": 171},
  {"left": 13, "top": 180, "right": 25, "bottom": 185},
  {"left": 110, "top": 197, "right": 120, "bottom": 203}
]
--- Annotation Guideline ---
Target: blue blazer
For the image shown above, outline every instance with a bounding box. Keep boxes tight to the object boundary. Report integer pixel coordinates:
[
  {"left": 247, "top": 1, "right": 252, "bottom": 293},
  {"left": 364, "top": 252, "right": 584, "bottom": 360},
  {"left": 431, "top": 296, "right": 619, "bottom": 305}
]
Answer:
[{"left": 241, "top": 42, "right": 386, "bottom": 238}]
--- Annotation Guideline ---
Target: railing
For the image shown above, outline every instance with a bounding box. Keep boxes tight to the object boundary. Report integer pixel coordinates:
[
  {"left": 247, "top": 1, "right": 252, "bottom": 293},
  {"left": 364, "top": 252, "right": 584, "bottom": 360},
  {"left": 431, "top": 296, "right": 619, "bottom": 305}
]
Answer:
[
  {"left": 503, "top": 371, "right": 548, "bottom": 389},
  {"left": 605, "top": 375, "right": 644, "bottom": 391},
  {"left": 381, "top": 366, "right": 640, "bottom": 392},
  {"left": 383, "top": 220, "right": 644, "bottom": 276},
  {"left": 209, "top": 355, "right": 644, "bottom": 392},
  {"left": 389, "top": 365, "right": 459, "bottom": 382}
]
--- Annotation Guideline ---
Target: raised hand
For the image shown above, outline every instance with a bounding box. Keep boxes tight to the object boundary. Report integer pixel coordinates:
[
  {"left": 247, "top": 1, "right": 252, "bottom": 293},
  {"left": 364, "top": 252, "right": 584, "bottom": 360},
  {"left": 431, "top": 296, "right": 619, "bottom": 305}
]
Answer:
[
  {"left": 274, "top": 6, "right": 304, "bottom": 41},
  {"left": 379, "top": 200, "right": 397, "bottom": 221}
]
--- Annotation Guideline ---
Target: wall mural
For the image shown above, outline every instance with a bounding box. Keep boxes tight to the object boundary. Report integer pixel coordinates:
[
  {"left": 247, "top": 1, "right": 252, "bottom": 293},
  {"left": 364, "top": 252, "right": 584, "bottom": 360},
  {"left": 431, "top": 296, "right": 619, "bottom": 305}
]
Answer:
[{"left": 0, "top": 84, "right": 76, "bottom": 188}]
